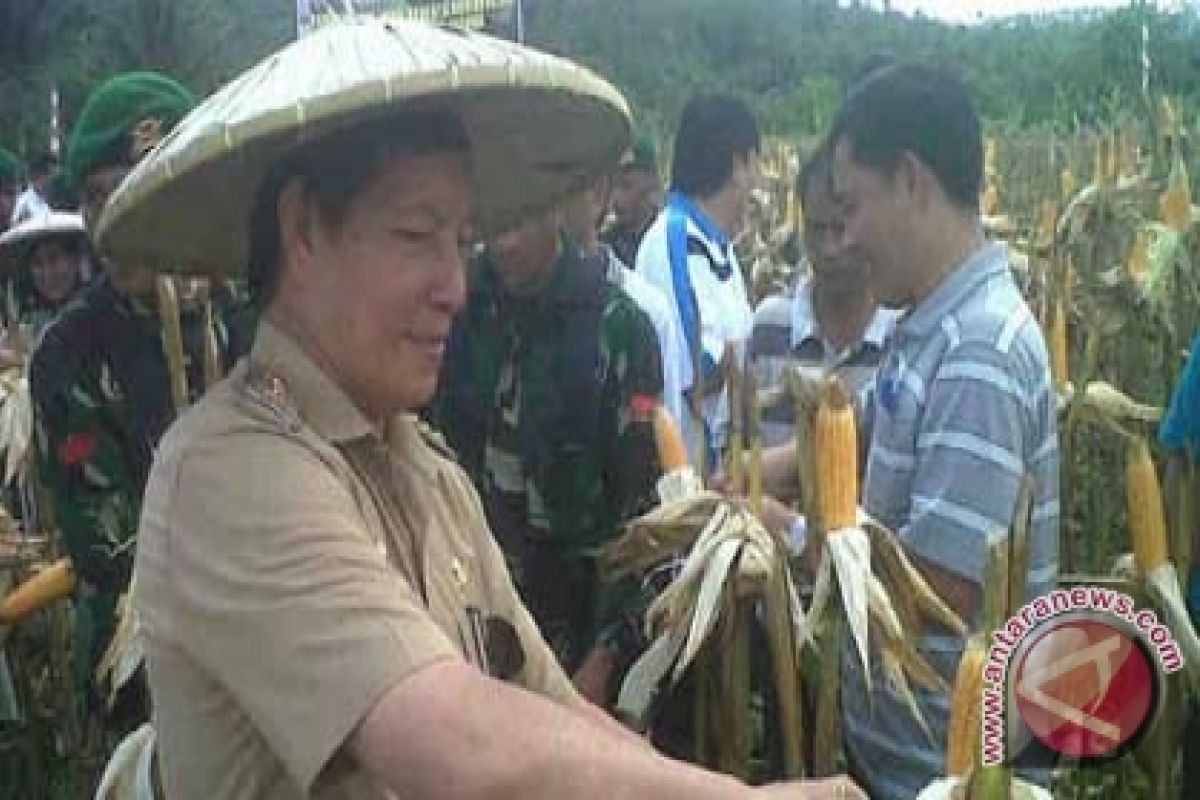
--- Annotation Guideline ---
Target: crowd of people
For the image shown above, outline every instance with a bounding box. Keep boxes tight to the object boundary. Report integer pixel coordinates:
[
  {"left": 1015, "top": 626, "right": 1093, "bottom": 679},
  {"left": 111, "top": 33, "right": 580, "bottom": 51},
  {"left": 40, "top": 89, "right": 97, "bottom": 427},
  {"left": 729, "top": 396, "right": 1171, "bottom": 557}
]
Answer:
[{"left": 4, "top": 14, "right": 1193, "bottom": 799}]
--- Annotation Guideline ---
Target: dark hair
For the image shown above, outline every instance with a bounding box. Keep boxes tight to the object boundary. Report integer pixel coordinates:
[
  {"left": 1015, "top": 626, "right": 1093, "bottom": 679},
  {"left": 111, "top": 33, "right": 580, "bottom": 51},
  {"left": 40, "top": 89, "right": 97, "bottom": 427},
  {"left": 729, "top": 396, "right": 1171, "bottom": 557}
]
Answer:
[
  {"left": 828, "top": 63, "right": 982, "bottom": 211},
  {"left": 847, "top": 53, "right": 896, "bottom": 94},
  {"left": 669, "top": 94, "right": 760, "bottom": 199},
  {"left": 247, "top": 106, "right": 470, "bottom": 308},
  {"left": 797, "top": 145, "right": 833, "bottom": 207},
  {"left": 16, "top": 234, "right": 86, "bottom": 310}
]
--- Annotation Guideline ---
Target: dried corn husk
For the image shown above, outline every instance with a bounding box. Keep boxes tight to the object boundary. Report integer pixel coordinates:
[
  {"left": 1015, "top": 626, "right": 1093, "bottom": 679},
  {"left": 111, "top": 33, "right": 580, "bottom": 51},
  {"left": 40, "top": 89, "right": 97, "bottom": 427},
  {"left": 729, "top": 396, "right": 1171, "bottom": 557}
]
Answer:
[
  {"left": 1127, "top": 226, "right": 1151, "bottom": 285},
  {"left": 0, "top": 368, "right": 32, "bottom": 486},
  {"left": 156, "top": 276, "right": 188, "bottom": 415},
  {"left": 96, "top": 579, "right": 144, "bottom": 708},
  {"left": 94, "top": 722, "right": 157, "bottom": 800},
  {"left": 1159, "top": 153, "right": 1192, "bottom": 234}
]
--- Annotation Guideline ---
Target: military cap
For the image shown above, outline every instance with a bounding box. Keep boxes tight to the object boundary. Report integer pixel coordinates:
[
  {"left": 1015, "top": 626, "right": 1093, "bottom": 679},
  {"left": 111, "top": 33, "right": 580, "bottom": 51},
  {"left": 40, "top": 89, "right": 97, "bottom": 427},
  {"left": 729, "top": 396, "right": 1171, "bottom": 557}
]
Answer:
[{"left": 65, "top": 71, "right": 196, "bottom": 190}]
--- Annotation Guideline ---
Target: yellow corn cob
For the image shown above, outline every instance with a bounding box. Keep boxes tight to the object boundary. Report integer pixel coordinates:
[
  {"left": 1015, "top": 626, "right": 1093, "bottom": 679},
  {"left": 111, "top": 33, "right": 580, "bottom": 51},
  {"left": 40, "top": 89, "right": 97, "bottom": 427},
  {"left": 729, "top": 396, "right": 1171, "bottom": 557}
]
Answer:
[
  {"left": 1160, "top": 154, "right": 1192, "bottom": 234},
  {"left": 1127, "top": 227, "right": 1151, "bottom": 283},
  {"left": 0, "top": 558, "right": 75, "bottom": 625},
  {"left": 946, "top": 638, "right": 985, "bottom": 777},
  {"left": 1127, "top": 438, "right": 1170, "bottom": 574},
  {"left": 652, "top": 404, "right": 691, "bottom": 473},
  {"left": 814, "top": 376, "right": 857, "bottom": 531},
  {"left": 1049, "top": 298, "right": 1069, "bottom": 393}
]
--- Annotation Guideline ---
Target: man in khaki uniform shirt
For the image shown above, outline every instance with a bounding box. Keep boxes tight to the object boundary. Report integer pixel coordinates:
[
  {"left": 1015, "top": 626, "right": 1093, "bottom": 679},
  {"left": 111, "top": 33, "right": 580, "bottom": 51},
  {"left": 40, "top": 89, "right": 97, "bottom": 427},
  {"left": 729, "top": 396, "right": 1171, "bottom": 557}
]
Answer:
[
  {"left": 125, "top": 20, "right": 862, "bottom": 800},
  {"left": 138, "top": 320, "right": 581, "bottom": 797}
]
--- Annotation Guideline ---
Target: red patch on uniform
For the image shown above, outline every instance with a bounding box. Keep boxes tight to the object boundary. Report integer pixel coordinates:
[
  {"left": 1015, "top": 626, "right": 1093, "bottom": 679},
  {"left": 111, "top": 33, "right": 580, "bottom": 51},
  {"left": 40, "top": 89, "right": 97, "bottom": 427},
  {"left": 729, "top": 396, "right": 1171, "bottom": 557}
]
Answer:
[
  {"left": 630, "top": 394, "right": 658, "bottom": 422},
  {"left": 59, "top": 431, "right": 99, "bottom": 467}
]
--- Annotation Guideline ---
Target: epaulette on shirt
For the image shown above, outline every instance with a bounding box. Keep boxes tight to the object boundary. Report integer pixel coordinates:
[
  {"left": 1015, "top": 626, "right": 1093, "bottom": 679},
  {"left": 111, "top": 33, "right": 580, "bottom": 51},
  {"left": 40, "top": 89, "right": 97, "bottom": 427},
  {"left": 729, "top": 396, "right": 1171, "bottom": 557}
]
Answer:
[{"left": 240, "top": 365, "right": 305, "bottom": 436}]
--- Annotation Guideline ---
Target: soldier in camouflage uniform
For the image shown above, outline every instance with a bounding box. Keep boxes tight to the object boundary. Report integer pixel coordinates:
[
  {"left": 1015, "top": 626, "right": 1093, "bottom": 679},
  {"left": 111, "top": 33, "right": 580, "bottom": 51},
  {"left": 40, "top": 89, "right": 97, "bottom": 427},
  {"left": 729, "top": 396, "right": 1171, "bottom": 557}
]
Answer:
[
  {"left": 434, "top": 208, "right": 664, "bottom": 705},
  {"left": 602, "top": 132, "right": 663, "bottom": 268},
  {"left": 27, "top": 72, "right": 203, "bottom": 727}
]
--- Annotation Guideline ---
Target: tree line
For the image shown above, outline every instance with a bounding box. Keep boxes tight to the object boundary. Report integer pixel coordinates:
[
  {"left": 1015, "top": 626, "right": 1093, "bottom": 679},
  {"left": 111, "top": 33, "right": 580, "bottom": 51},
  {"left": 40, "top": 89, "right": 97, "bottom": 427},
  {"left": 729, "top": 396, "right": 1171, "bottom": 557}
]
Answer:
[{"left": 3, "top": 0, "right": 1199, "bottom": 161}]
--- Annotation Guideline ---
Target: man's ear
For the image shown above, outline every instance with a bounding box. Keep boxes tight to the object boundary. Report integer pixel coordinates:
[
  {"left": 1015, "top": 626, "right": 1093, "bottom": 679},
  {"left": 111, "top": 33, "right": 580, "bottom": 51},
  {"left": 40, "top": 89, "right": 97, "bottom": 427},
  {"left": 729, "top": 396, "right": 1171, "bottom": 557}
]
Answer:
[
  {"left": 895, "top": 150, "right": 934, "bottom": 210},
  {"left": 277, "top": 178, "right": 319, "bottom": 276}
]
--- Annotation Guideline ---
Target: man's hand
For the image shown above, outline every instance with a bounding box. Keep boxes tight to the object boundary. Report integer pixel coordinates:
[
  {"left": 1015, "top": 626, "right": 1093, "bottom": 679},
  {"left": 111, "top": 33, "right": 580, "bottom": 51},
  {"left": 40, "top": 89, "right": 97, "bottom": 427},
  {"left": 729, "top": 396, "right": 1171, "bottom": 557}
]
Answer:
[
  {"left": 755, "top": 496, "right": 800, "bottom": 542},
  {"left": 761, "top": 443, "right": 802, "bottom": 501},
  {"left": 709, "top": 443, "right": 802, "bottom": 501},
  {"left": 756, "top": 775, "right": 868, "bottom": 799},
  {"left": 572, "top": 647, "right": 616, "bottom": 706}
]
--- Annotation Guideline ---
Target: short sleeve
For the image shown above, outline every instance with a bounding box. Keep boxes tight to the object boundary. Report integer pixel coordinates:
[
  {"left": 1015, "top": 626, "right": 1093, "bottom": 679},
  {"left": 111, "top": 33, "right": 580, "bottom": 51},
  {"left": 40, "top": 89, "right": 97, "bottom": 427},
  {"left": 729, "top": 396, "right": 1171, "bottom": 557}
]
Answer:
[{"left": 155, "top": 429, "right": 459, "bottom": 793}]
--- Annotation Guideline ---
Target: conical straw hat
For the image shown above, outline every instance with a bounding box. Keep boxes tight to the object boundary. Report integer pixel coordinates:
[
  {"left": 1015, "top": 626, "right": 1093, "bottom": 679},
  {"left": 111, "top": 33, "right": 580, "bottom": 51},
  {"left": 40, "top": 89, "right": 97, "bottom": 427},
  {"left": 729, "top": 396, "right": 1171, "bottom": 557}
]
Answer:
[
  {"left": 97, "top": 18, "right": 631, "bottom": 277},
  {"left": 0, "top": 212, "right": 86, "bottom": 276}
]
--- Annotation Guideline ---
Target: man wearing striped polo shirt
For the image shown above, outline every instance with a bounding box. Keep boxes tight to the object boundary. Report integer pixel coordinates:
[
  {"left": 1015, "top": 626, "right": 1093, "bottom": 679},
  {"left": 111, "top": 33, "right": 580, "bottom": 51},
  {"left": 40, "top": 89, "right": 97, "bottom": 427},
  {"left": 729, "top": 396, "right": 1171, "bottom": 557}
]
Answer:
[
  {"left": 827, "top": 64, "right": 1060, "bottom": 798},
  {"left": 750, "top": 146, "right": 898, "bottom": 451}
]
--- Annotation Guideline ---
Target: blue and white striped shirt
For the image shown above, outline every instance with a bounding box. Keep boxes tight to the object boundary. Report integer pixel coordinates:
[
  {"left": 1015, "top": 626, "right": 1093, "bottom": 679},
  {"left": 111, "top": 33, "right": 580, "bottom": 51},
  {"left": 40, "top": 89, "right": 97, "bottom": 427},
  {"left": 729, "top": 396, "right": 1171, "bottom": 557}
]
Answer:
[{"left": 843, "top": 241, "right": 1060, "bottom": 799}]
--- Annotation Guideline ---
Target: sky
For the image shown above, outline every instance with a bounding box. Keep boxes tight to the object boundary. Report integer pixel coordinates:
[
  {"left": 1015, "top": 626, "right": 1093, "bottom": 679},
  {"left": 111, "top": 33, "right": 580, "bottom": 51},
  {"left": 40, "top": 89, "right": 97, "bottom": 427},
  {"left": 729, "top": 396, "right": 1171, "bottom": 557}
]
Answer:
[{"left": 878, "top": 0, "right": 1188, "bottom": 25}]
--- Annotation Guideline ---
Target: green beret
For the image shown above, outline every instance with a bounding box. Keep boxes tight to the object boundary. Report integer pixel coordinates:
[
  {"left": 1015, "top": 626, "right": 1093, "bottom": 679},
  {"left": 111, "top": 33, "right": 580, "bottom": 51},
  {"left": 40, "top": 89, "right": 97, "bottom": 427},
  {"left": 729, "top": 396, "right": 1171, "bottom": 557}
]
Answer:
[
  {"left": 66, "top": 71, "right": 196, "bottom": 189},
  {"left": 0, "top": 148, "right": 21, "bottom": 185},
  {"left": 620, "top": 131, "right": 658, "bottom": 173}
]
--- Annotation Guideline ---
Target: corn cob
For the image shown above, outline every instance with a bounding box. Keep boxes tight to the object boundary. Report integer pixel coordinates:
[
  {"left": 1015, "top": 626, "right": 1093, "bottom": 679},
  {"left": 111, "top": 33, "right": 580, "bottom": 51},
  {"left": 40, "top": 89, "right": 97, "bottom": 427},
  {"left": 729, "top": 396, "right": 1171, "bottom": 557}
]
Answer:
[
  {"left": 652, "top": 404, "right": 690, "bottom": 472},
  {"left": 1127, "top": 438, "right": 1170, "bottom": 574},
  {"left": 946, "top": 637, "right": 986, "bottom": 776},
  {"left": 814, "top": 376, "right": 857, "bottom": 531},
  {"left": 1048, "top": 298, "right": 1069, "bottom": 393},
  {"left": 1160, "top": 154, "right": 1192, "bottom": 234},
  {"left": 0, "top": 558, "right": 75, "bottom": 624}
]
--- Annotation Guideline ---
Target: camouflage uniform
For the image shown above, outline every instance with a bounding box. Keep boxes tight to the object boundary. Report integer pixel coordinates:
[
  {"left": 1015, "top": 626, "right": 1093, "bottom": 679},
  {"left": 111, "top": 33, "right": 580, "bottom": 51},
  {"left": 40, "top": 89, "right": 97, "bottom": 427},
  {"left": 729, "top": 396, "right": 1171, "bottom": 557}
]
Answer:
[
  {"left": 434, "top": 243, "right": 663, "bottom": 677},
  {"left": 601, "top": 219, "right": 649, "bottom": 271},
  {"left": 29, "top": 272, "right": 224, "bottom": 708}
]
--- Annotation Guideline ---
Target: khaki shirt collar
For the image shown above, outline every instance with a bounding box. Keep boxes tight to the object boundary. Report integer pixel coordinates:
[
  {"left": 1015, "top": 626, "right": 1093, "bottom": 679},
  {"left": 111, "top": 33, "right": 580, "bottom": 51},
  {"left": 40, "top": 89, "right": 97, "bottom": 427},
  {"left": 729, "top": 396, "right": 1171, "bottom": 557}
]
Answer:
[
  {"left": 248, "top": 322, "right": 445, "bottom": 482},
  {"left": 250, "top": 321, "right": 376, "bottom": 444}
]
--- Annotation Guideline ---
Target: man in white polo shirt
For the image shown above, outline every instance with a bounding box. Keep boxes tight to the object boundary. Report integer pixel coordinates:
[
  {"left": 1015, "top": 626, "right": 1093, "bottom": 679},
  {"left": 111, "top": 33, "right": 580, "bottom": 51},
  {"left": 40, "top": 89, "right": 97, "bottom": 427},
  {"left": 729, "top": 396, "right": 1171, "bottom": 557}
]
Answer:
[{"left": 636, "top": 94, "right": 760, "bottom": 470}]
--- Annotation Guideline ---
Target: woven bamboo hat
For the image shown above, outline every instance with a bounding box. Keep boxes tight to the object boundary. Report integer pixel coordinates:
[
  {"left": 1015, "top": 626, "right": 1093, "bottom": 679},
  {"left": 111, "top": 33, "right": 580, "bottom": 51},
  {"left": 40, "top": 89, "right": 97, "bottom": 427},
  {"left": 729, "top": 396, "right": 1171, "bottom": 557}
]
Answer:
[
  {"left": 0, "top": 212, "right": 86, "bottom": 277},
  {"left": 96, "top": 18, "right": 631, "bottom": 277}
]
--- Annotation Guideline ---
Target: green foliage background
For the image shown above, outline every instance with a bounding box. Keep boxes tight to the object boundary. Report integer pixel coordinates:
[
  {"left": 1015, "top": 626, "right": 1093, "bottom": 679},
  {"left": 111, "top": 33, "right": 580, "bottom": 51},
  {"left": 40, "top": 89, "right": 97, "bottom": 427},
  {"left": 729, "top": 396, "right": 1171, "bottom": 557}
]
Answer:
[{"left": 4, "top": 1, "right": 1200, "bottom": 160}]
